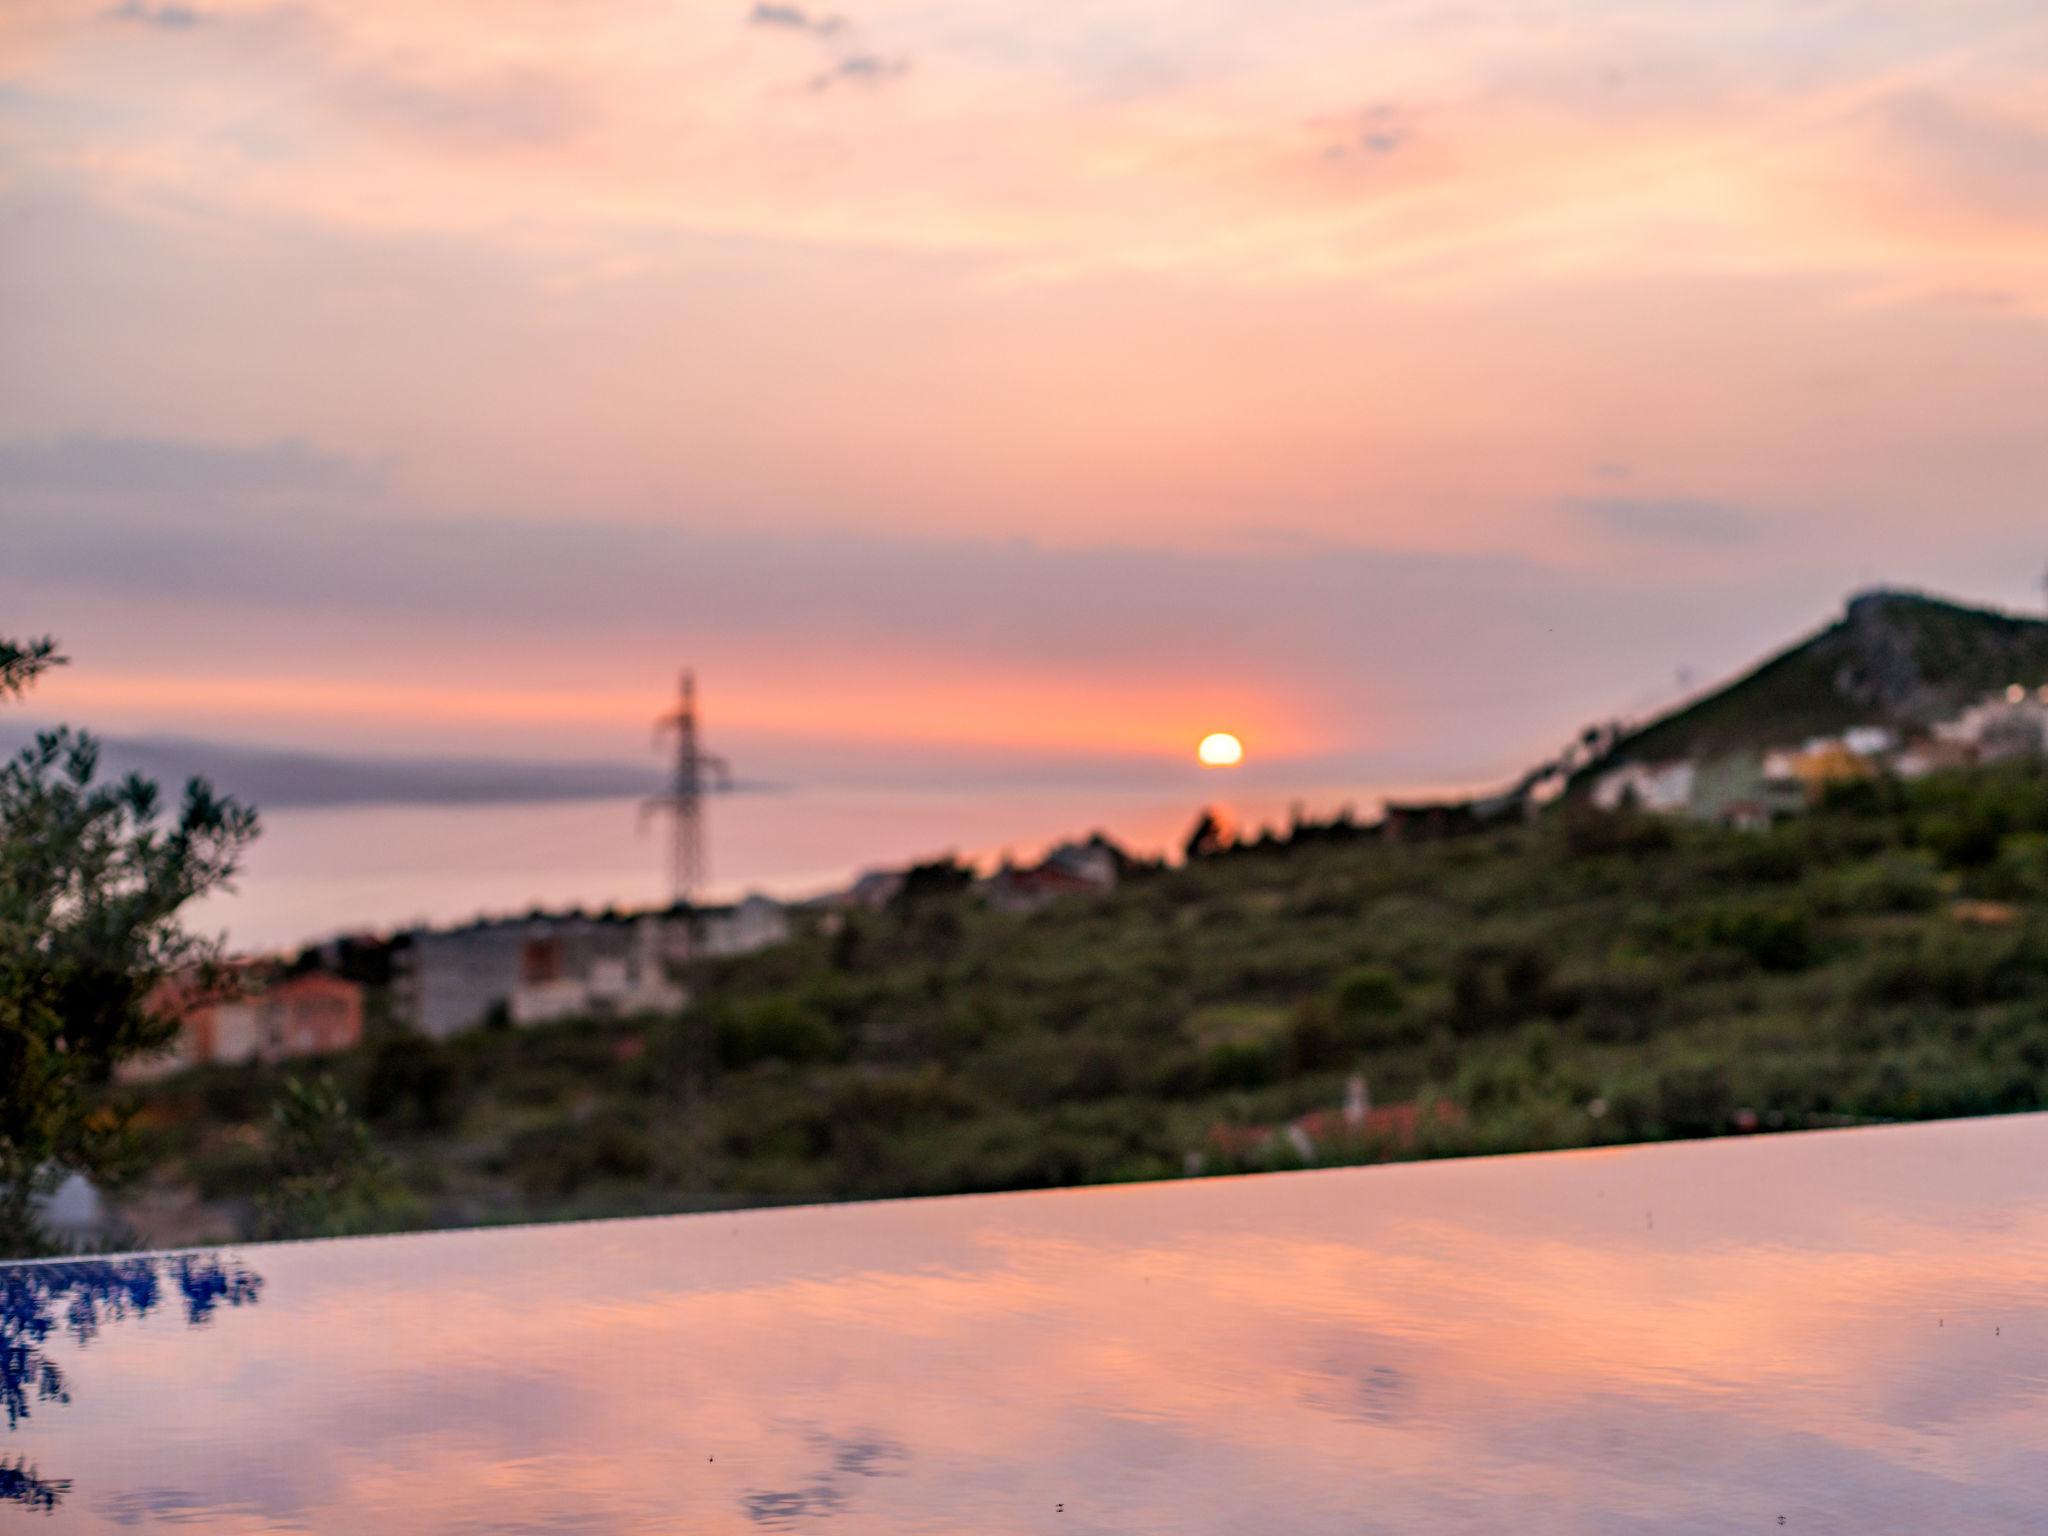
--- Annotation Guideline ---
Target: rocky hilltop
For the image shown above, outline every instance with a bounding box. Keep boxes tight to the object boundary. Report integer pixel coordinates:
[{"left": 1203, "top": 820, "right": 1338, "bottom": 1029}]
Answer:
[{"left": 1603, "top": 588, "right": 2048, "bottom": 766}]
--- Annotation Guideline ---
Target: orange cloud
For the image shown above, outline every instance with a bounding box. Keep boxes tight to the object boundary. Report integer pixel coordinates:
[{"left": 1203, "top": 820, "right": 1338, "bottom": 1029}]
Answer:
[{"left": 42, "top": 664, "right": 1321, "bottom": 758}]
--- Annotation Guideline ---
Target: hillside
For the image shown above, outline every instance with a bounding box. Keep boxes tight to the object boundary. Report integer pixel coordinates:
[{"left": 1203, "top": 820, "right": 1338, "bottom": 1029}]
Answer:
[
  {"left": 1600, "top": 589, "right": 2048, "bottom": 767},
  {"left": 120, "top": 763, "right": 2048, "bottom": 1244}
]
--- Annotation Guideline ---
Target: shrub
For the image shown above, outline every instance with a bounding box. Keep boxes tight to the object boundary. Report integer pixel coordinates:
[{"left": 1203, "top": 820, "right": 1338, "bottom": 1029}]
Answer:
[
  {"left": 714, "top": 996, "right": 843, "bottom": 1069},
  {"left": 1453, "top": 1050, "right": 1542, "bottom": 1114},
  {"left": 1856, "top": 933, "right": 2030, "bottom": 1009},
  {"left": 1705, "top": 903, "right": 1818, "bottom": 973},
  {"left": 362, "top": 1032, "right": 459, "bottom": 1130},
  {"left": 1653, "top": 1061, "right": 1736, "bottom": 1137},
  {"left": 1986, "top": 833, "right": 2048, "bottom": 900},
  {"left": 1202, "top": 1035, "right": 1285, "bottom": 1091},
  {"left": 505, "top": 1117, "right": 657, "bottom": 1199},
  {"left": 1333, "top": 964, "right": 1404, "bottom": 1021},
  {"left": 1919, "top": 811, "right": 2004, "bottom": 870},
  {"left": 1560, "top": 806, "right": 1674, "bottom": 859},
  {"left": 251, "top": 1075, "right": 411, "bottom": 1239},
  {"left": 1550, "top": 957, "right": 1667, "bottom": 1041},
  {"left": 1448, "top": 944, "right": 1556, "bottom": 1029},
  {"left": 821, "top": 1065, "right": 969, "bottom": 1137},
  {"left": 1808, "top": 852, "right": 1942, "bottom": 915},
  {"left": 1286, "top": 999, "right": 1348, "bottom": 1072},
  {"left": 1711, "top": 828, "right": 1807, "bottom": 885}
]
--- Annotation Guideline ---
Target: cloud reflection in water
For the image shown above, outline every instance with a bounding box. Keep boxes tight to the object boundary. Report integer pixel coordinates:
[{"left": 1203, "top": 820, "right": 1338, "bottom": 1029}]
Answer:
[{"left": 3, "top": 1118, "right": 2046, "bottom": 1532}]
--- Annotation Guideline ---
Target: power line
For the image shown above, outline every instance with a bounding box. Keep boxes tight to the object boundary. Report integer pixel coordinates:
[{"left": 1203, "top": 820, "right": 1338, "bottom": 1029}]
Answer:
[{"left": 642, "top": 669, "right": 731, "bottom": 904}]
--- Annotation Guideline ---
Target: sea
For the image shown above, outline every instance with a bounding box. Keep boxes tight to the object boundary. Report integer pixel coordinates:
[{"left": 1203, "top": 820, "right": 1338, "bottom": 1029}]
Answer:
[{"left": 186, "top": 779, "right": 1466, "bottom": 953}]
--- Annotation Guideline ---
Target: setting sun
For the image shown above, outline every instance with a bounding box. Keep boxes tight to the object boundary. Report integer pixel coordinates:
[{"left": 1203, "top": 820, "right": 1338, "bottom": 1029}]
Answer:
[{"left": 1197, "top": 732, "right": 1245, "bottom": 767}]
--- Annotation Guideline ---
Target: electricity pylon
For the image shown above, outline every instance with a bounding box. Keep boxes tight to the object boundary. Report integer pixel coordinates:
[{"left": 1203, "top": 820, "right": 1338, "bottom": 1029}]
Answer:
[{"left": 643, "top": 670, "right": 731, "bottom": 905}]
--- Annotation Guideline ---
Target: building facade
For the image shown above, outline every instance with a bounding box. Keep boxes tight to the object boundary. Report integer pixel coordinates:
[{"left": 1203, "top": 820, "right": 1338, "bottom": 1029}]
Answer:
[{"left": 126, "top": 969, "right": 366, "bottom": 1080}]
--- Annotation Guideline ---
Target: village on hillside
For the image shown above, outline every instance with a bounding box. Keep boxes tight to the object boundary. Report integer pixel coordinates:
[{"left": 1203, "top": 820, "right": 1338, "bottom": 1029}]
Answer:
[
  {"left": 126, "top": 836, "right": 1133, "bottom": 1080},
  {"left": 1589, "top": 682, "right": 2048, "bottom": 829}
]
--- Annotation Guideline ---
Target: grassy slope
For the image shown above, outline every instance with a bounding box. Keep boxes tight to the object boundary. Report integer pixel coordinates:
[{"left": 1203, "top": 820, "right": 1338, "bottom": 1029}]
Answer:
[{"left": 128, "top": 765, "right": 2048, "bottom": 1242}]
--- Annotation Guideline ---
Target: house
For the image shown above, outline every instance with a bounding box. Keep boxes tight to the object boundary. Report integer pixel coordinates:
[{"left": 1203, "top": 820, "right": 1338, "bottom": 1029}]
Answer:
[
  {"left": 1978, "top": 707, "right": 2048, "bottom": 764},
  {"left": 1935, "top": 692, "right": 2048, "bottom": 759},
  {"left": 839, "top": 870, "right": 907, "bottom": 911},
  {"left": 691, "top": 895, "right": 791, "bottom": 959},
  {"left": 126, "top": 967, "right": 365, "bottom": 1079},
  {"left": 399, "top": 898, "right": 791, "bottom": 1038},
  {"left": 1784, "top": 741, "right": 1876, "bottom": 797},
  {"left": 399, "top": 921, "right": 536, "bottom": 1039},
  {"left": 1590, "top": 761, "right": 1696, "bottom": 815},
  {"left": 404, "top": 914, "right": 690, "bottom": 1036},
  {"left": 1842, "top": 726, "right": 1899, "bottom": 758},
  {"left": 509, "top": 916, "right": 688, "bottom": 1026},
  {"left": 1041, "top": 836, "right": 1125, "bottom": 888},
  {"left": 985, "top": 859, "right": 1101, "bottom": 913},
  {"left": 260, "top": 972, "right": 365, "bottom": 1058},
  {"left": 983, "top": 836, "right": 1125, "bottom": 913},
  {"left": 1894, "top": 738, "right": 1975, "bottom": 780}
]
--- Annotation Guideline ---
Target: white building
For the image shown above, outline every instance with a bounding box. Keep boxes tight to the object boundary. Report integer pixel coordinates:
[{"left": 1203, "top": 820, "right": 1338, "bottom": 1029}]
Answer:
[
  {"left": 1933, "top": 693, "right": 2048, "bottom": 761},
  {"left": 1590, "top": 760, "right": 1696, "bottom": 815},
  {"left": 509, "top": 916, "right": 688, "bottom": 1026},
  {"left": 691, "top": 895, "right": 792, "bottom": 959},
  {"left": 1842, "top": 726, "right": 1899, "bottom": 758},
  {"left": 401, "top": 899, "right": 793, "bottom": 1037}
]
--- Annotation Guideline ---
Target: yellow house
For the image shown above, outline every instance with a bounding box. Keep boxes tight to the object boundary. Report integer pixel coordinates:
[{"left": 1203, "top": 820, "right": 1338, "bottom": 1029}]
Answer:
[{"left": 1787, "top": 741, "right": 1873, "bottom": 799}]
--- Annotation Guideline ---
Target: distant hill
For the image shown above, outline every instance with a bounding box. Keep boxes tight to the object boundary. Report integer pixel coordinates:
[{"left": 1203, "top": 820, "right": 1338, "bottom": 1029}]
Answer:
[{"left": 1598, "top": 589, "right": 2048, "bottom": 767}]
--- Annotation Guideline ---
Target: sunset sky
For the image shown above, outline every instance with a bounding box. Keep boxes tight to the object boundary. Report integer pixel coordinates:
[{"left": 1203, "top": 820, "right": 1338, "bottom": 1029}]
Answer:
[{"left": 5, "top": 0, "right": 2047, "bottom": 788}]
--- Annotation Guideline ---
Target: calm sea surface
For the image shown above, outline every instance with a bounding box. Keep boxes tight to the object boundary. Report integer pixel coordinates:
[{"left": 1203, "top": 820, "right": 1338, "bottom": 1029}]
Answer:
[
  {"left": 5, "top": 1114, "right": 2046, "bottom": 1532},
  {"left": 186, "top": 781, "right": 1448, "bottom": 951}
]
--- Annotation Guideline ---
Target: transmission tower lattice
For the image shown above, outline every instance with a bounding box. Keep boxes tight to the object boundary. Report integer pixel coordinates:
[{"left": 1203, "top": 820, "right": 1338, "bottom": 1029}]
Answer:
[{"left": 643, "top": 670, "right": 732, "bottom": 905}]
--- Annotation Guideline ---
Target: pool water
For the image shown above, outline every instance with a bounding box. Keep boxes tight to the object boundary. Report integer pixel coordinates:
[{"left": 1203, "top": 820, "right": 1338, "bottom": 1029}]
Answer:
[{"left": 4, "top": 1115, "right": 2045, "bottom": 1532}]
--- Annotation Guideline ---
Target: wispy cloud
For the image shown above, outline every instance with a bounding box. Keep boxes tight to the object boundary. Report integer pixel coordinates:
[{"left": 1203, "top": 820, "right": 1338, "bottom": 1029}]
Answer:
[
  {"left": 325, "top": 64, "right": 584, "bottom": 151},
  {"left": 1316, "top": 105, "right": 1414, "bottom": 162},
  {"left": 0, "top": 434, "right": 382, "bottom": 502},
  {"left": 1566, "top": 497, "right": 1758, "bottom": 546},
  {"left": 745, "top": 1, "right": 902, "bottom": 93},
  {"left": 101, "top": 1, "right": 204, "bottom": 30},
  {"left": 808, "top": 53, "right": 907, "bottom": 92},
  {"left": 1872, "top": 91, "right": 2048, "bottom": 231},
  {"left": 746, "top": 3, "right": 843, "bottom": 37},
  {"left": 3, "top": 430, "right": 1837, "bottom": 775},
  {"left": 12, "top": 0, "right": 2045, "bottom": 305}
]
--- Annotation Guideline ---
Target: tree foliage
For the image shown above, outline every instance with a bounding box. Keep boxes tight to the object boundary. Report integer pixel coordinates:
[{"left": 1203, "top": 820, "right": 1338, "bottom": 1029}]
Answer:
[
  {"left": 252, "top": 1074, "right": 402, "bottom": 1239},
  {"left": 0, "top": 638, "right": 60, "bottom": 702},
  {"left": 0, "top": 635, "right": 257, "bottom": 1255}
]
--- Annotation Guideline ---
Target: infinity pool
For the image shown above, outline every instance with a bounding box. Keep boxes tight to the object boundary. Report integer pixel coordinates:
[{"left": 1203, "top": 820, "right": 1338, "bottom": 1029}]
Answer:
[{"left": 4, "top": 1115, "right": 2045, "bottom": 1532}]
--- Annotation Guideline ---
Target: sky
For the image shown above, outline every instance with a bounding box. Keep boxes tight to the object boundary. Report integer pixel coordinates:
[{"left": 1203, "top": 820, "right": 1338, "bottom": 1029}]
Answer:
[{"left": 4, "top": 0, "right": 2048, "bottom": 790}]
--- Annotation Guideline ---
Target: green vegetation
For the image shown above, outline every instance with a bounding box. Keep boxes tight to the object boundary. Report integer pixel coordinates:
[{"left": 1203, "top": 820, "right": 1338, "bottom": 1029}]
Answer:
[
  {"left": 123, "top": 763, "right": 2048, "bottom": 1242},
  {"left": 0, "top": 634, "right": 257, "bottom": 1256},
  {"left": 250, "top": 1074, "right": 416, "bottom": 1240}
]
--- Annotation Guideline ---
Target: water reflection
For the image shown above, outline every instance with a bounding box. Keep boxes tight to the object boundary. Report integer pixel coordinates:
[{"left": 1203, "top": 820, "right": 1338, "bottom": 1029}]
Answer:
[
  {"left": 2, "top": 1117, "right": 2046, "bottom": 1532},
  {"left": 0, "top": 1458, "right": 66, "bottom": 1513},
  {"left": 745, "top": 1431, "right": 912, "bottom": 1528},
  {"left": 0, "top": 1255, "right": 260, "bottom": 1511}
]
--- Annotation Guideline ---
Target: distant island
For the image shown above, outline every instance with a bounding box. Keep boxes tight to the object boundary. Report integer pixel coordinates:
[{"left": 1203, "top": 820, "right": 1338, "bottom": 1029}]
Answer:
[{"left": 0, "top": 728, "right": 797, "bottom": 810}]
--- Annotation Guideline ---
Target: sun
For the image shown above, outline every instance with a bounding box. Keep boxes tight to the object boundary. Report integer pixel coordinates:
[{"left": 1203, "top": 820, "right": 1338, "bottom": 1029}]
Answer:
[{"left": 1197, "top": 732, "right": 1244, "bottom": 767}]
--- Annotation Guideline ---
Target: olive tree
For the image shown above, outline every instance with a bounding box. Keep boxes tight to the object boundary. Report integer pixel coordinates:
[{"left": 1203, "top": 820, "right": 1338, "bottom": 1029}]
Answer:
[{"left": 0, "top": 637, "right": 257, "bottom": 1254}]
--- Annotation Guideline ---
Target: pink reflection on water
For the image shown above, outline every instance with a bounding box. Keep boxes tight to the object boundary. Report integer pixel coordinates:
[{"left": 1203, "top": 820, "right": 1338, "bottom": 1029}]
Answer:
[{"left": 12, "top": 1115, "right": 2048, "bottom": 1532}]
